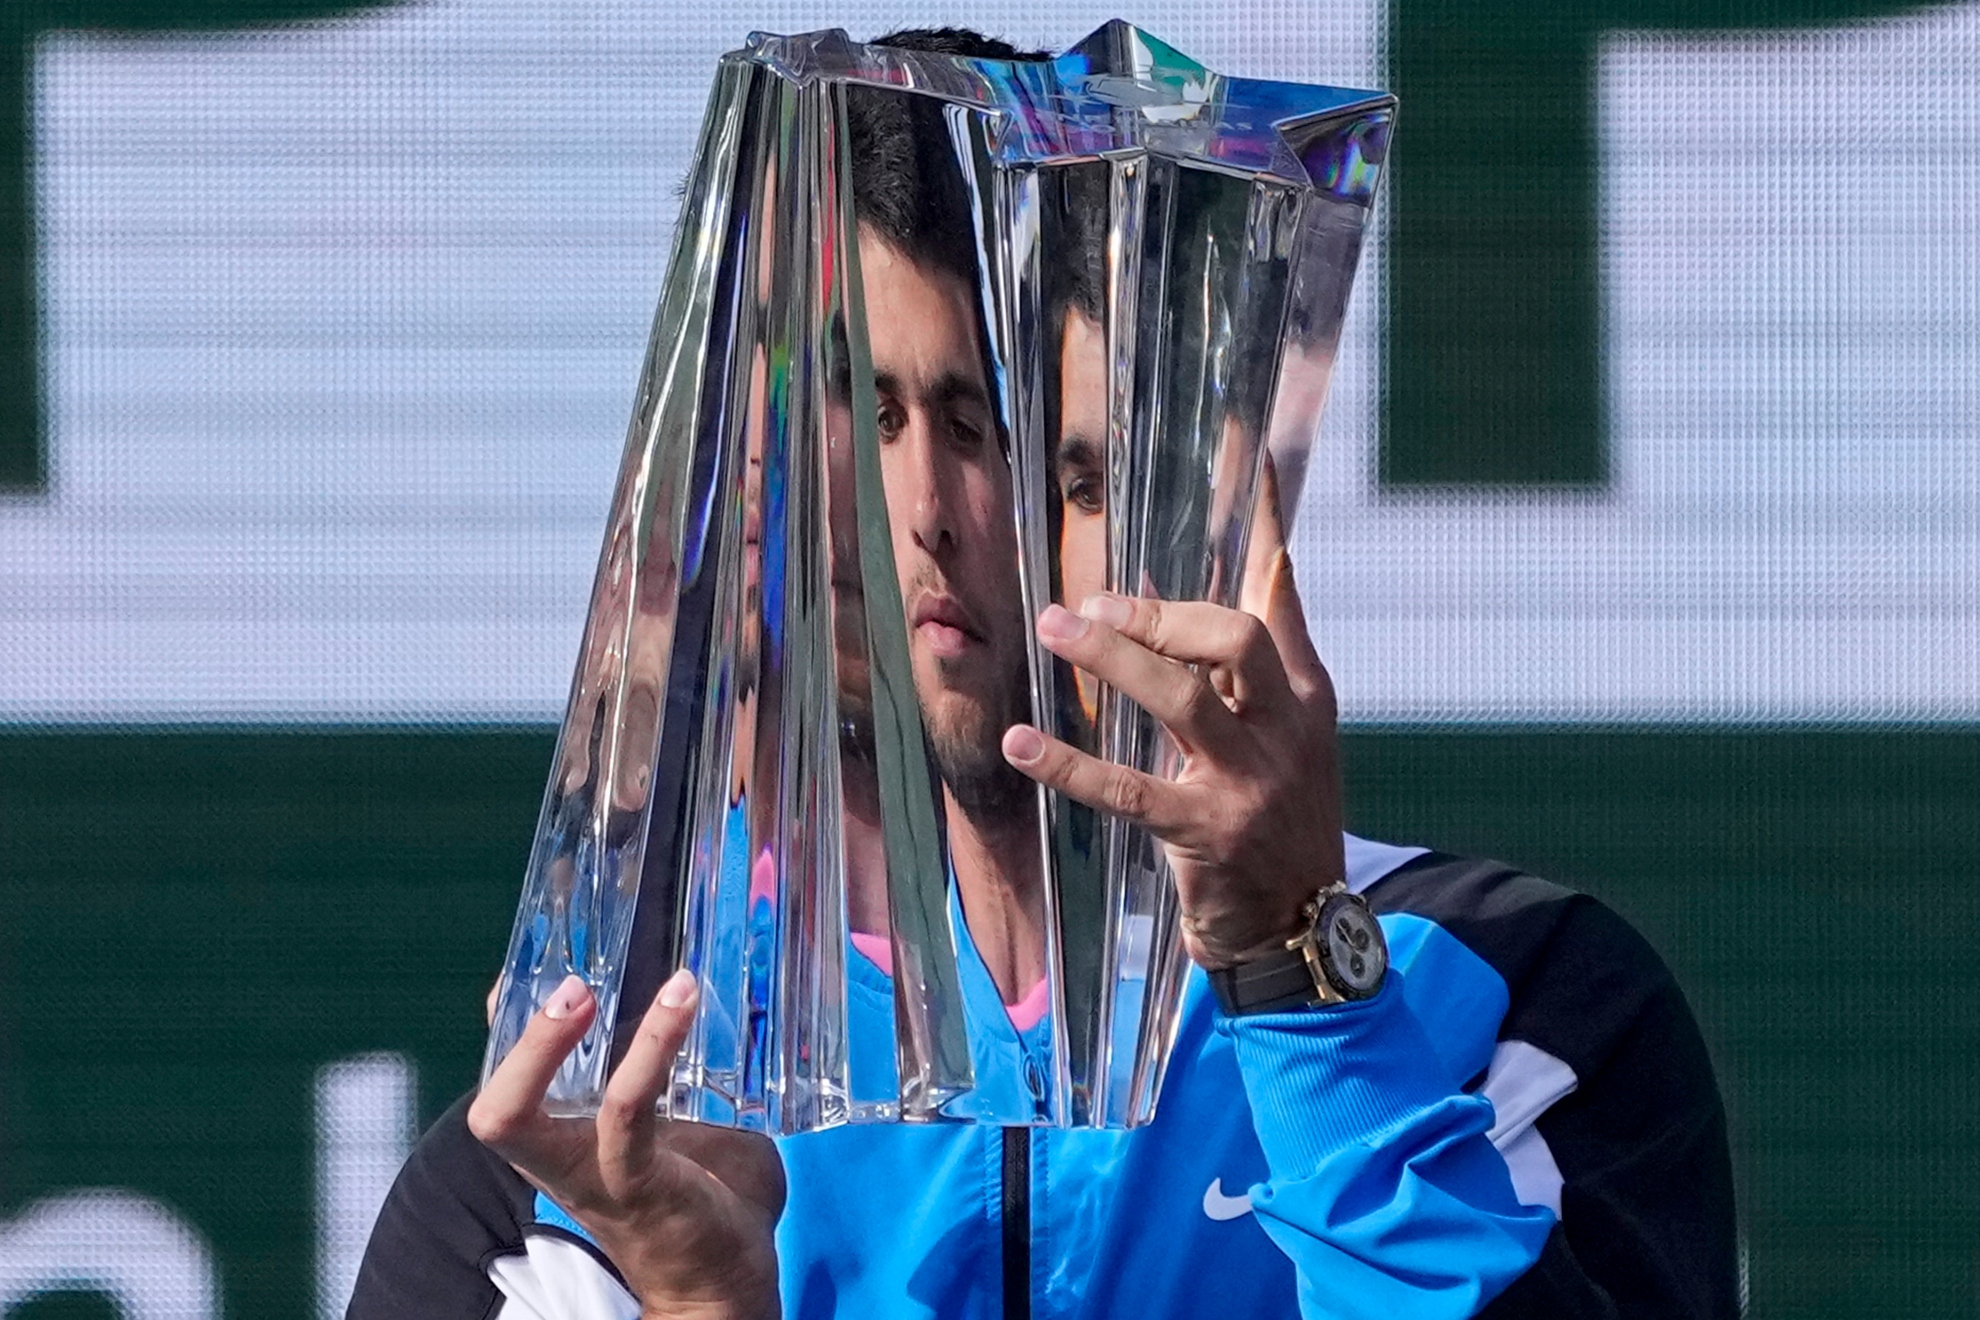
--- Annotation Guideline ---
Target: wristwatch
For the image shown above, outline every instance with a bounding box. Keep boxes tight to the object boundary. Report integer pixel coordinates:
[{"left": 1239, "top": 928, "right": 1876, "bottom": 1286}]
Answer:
[{"left": 1207, "top": 883, "right": 1388, "bottom": 1016}]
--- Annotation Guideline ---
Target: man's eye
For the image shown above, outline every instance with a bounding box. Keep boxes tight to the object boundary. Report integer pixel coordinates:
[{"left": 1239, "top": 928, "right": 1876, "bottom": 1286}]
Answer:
[
  {"left": 948, "top": 416, "right": 988, "bottom": 452},
  {"left": 876, "top": 400, "right": 907, "bottom": 441},
  {"left": 1061, "top": 474, "right": 1104, "bottom": 515}
]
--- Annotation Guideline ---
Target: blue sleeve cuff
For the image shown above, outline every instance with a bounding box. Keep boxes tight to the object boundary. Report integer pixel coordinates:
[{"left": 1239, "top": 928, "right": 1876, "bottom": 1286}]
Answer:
[
  {"left": 1218, "top": 970, "right": 1555, "bottom": 1317},
  {"left": 1219, "top": 973, "right": 1470, "bottom": 1175}
]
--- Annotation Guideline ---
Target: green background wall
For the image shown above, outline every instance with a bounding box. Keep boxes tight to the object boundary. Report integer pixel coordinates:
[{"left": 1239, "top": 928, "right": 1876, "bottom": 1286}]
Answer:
[
  {"left": 4, "top": 729, "right": 1976, "bottom": 1317},
  {"left": 6, "top": 0, "right": 1979, "bottom": 1314}
]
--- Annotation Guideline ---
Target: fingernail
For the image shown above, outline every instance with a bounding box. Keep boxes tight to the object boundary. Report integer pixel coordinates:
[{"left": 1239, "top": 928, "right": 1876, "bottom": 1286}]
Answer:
[
  {"left": 658, "top": 967, "right": 698, "bottom": 1010},
  {"left": 1003, "top": 724, "right": 1045, "bottom": 764},
  {"left": 544, "top": 974, "right": 590, "bottom": 1021},
  {"left": 1037, "top": 604, "right": 1089, "bottom": 643},
  {"left": 1078, "top": 593, "right": 1131, "bottom": 629}
]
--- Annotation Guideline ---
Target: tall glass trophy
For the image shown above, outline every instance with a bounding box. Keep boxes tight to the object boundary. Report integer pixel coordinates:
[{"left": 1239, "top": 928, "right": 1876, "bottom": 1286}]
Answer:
[{"left": 482, "top": 23, "right": 1393, "bottom": 1133}]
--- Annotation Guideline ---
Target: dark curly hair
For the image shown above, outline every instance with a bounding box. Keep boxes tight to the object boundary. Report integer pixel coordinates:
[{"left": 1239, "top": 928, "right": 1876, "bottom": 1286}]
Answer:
[{"left": 843, "top": 29, "right": 1049, "bottom": 289}]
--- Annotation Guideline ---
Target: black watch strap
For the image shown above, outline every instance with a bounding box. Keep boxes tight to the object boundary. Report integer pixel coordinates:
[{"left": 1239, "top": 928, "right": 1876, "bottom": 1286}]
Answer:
[{"left": 1208, "top": 949, "right": 1325, "bottom": 1016}]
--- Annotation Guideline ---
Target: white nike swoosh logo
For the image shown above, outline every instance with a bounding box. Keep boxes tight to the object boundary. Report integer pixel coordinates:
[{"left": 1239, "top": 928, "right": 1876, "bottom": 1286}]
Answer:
[{"left": 1201, "top": 1178, "right": 1253, "bottom": 1221}]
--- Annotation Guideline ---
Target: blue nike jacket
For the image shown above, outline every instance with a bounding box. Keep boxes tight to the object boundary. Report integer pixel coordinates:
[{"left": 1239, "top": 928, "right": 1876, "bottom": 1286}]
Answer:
[{"left": 350, "top": 836, "right": 1740, "bottom": 1318}]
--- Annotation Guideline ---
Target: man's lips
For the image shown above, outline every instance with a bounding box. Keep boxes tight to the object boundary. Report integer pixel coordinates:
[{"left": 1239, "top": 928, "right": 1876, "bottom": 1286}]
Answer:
[{"left": 910, "top": 591, "right": 985, "bottom": 659}]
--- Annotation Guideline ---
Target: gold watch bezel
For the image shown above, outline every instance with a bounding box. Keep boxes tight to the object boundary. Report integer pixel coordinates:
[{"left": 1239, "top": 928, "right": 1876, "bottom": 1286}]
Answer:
[
  {"left": 1287, "top": 883, "right": 1386, "bottom": 1004},
  {"left": 1287, "top": 891, "right": 1348, "bottom": 1006}
]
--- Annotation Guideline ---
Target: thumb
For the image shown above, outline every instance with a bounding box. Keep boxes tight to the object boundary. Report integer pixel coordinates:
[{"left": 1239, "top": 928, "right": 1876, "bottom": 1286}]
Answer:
[{"left": 1261, "top": 548, "right": 1331, "bottom": 706}]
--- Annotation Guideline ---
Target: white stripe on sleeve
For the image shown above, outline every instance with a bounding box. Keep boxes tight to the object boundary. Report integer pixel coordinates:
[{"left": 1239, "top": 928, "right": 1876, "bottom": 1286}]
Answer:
[
  {"left": 1478, "top": 1038, "right": 1579, "bottom": 1218},
  {"left": 487, "top": 1234, "right": 639, "bottom": 1320}
]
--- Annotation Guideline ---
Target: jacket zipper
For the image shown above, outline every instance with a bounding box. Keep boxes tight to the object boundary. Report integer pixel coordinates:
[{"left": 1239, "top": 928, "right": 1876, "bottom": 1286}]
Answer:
[{"left": 1002, "top": 1125, "right": 1031, "bottom": 1320}]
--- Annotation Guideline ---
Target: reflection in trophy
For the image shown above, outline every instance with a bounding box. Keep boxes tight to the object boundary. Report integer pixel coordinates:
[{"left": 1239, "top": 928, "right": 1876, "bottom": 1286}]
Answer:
[
  {"left": 483, "top": 24, "right": 1392, "bottom": 1133},
  {"left": 851, "top": 84, "right": 1056, "bottom": 1124}
]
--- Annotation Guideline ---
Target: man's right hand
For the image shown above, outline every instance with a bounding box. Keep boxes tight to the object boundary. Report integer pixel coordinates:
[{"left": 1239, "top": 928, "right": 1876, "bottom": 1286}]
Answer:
[{"left": 468, "top": 971, "right": 785, "bottom": 1320}]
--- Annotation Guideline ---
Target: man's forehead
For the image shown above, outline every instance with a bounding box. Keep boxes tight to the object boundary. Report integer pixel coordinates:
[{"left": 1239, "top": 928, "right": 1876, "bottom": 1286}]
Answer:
[
  {"left": 857, "top": 224, "right": 971, "bottom": 302},
  {"left": 857, "top": 226, "right": 987, "bottom": 395},
  {"left": 1059, "top": 306, "right": 1105, "bottom": 367}
]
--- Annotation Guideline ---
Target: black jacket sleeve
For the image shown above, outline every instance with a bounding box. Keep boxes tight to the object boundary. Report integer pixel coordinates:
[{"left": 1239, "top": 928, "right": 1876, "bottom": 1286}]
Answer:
[
  {"left": 1369, "top": 854, "right": 1741, "bottom": 1319},
  {"left": 345, "top": 1090, "right": 534, "bottom": 1320}
]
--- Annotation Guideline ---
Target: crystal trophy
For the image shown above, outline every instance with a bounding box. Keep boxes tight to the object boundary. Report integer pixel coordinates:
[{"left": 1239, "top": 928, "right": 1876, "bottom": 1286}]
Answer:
[{"left": 482, "top": 23, "right": 1393, "bottom": 1133}]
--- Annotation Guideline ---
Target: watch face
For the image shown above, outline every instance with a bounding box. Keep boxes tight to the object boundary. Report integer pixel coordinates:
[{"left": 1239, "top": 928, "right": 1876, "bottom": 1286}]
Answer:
[{"left": 1318, "top": 894, "right": 1387, "bottom": 998}]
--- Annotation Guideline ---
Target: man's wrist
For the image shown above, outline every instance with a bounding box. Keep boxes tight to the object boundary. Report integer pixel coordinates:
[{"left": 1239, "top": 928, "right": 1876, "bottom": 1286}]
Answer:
[
  {"left": 1207, "top": 884, "right": 1387, "bottom": 1016},
  {"left": 1186, "top": 901, "right": 1314, "bottom": 971},
  {"left": 1214, "top": 913, "right": 1314, "bottom": 969},
  {"left": 632, "top": 1248, "right": 780, "bottom": 1320}
]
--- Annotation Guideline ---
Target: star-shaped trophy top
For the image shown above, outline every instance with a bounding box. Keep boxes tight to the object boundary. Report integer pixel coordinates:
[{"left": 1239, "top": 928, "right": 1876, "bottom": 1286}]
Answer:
[{"left": 737, "top": 20, "right": 1394, "bottom": 204}]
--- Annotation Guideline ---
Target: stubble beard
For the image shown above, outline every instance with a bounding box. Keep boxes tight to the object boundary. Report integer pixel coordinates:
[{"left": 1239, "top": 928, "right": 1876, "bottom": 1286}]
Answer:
[{"left": 925, "top": 656, "right": 1034, "bottom": 827}]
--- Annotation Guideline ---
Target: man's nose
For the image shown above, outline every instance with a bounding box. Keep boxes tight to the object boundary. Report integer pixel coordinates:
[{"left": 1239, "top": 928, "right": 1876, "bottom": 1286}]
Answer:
[{"left": 901, "top": 415, "right": 956, "bottom": 556}]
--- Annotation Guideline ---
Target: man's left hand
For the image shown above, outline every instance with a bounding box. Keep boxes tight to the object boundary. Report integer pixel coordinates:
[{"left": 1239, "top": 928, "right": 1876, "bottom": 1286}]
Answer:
[{"left": 1001, "top": 544, "right": 1343, "bottom": 970}]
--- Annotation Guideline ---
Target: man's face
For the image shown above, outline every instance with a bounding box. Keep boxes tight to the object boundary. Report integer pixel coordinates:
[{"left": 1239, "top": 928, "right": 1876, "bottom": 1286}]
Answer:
[
  {"left": 1054, "top": 306, "right": 1110, "bottom": 720},
  {"left": 1054, "top": 307, "right": 1109, "bottom": 615},
  {"left": 859, "top": 229, "right": 1029, "bottom": 817},
  {"left": 823, "top": 385, "right": 872, "bottom": 746}
]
